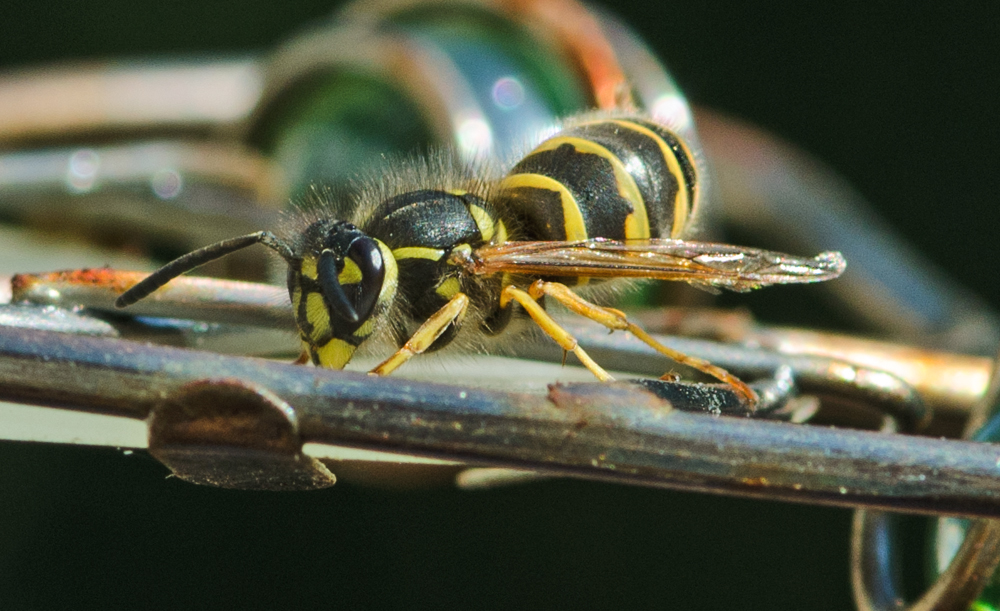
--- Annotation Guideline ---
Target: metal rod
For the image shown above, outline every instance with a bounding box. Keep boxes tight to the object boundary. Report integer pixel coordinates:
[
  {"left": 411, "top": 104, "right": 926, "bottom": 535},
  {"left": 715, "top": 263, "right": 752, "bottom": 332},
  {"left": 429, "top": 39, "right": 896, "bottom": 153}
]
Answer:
[
  {"left": 12, "top": 270, "right": 294, "bottom": 330},
  {"left": 2, "top": 325, "right": 1000, "bottom": 517}
]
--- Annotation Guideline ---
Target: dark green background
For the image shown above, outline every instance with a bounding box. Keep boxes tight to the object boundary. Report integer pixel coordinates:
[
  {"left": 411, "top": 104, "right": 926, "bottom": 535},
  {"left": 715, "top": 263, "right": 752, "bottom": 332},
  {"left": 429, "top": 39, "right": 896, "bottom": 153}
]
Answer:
[{"left": 0, "top": 2, "right": 997, "bottom": 609}]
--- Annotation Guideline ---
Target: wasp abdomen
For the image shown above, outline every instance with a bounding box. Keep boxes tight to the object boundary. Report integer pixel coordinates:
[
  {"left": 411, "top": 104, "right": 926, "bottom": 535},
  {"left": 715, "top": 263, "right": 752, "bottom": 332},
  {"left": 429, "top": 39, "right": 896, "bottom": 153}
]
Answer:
[{"left": 497, "top": 118, "right": 698, "bottom": 243}]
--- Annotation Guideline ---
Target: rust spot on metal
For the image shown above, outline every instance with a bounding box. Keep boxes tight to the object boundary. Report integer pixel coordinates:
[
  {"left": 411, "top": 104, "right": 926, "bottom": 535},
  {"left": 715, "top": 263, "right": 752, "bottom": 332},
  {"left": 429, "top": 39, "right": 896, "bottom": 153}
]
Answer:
[
  {"left": 57, "top": 268, "right": 143, "bottom": 292},
  {"left": 9, "top": 273, "right": 38, "bottom": 295},
  {"left": 11, "top": 268, "right": 144, "bottom": 298}
]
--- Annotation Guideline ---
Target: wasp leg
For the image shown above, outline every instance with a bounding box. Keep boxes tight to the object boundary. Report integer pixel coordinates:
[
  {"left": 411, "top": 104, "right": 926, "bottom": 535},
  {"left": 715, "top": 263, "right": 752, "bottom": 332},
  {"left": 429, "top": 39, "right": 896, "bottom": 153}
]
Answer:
[
  {"left": 528, "top": 280, "right": 758, "bottom": 407},
  {"left": 371, "top": 293, "right": 470, "bottom": 376},
  {"left": 500, "top": 285, "right": 614, "bottom": 381},
  {"left": 292, "top": 349, "right": 310, "bottom": 365}
]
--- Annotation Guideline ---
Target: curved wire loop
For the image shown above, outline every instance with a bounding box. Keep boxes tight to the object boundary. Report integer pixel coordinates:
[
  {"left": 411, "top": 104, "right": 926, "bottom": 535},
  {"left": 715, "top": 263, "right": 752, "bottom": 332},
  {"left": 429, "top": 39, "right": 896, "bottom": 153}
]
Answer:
[{"left": 852, "top": 352, "right": 1000, "bottom": 611}]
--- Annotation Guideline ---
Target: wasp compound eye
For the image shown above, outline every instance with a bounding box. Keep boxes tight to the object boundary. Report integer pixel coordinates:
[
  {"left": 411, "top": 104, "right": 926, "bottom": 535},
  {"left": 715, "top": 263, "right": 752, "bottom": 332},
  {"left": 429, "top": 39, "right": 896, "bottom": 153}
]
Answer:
[
  {"left": 314, "top": 234, "right": 385, "bottom": 333},
  {"left": 346, "top": 236, "right": 385, "bottom": 325},
  {"left": 317, "top": 249, "right": 359, "bottom": 324}
]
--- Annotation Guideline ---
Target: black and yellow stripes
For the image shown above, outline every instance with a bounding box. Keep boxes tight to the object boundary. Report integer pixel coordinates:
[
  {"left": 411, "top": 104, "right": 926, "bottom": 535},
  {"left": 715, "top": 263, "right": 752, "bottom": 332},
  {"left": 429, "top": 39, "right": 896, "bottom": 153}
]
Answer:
[
  {"left": 498, "top": 118, "right": 698, "bottom": 241},
  {"left": 601, "top": 118, "right": 698, "bottom": 237},
  {"left": 116, "top": 114, "right": 739, "bottom": 386},
  {"left": 281, "top": 115, "right": 701, "bottom": 370}
]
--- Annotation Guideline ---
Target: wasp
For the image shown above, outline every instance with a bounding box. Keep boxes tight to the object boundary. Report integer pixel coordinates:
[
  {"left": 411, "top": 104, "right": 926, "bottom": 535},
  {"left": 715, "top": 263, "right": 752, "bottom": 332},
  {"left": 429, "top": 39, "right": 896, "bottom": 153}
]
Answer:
[{"left": 116, "top": 115, "right": 845, "bottom": 405}]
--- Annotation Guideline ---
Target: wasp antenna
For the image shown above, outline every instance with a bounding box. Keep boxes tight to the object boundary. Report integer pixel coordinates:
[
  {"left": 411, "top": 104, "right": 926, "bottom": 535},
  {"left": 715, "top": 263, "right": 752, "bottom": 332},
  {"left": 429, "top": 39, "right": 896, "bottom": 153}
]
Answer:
[
  {"left": 256, "top": 231, "right": 297, "bottom": 264},
  {"left": 115, "top": 231, "right": 294, "bottom": 308}
]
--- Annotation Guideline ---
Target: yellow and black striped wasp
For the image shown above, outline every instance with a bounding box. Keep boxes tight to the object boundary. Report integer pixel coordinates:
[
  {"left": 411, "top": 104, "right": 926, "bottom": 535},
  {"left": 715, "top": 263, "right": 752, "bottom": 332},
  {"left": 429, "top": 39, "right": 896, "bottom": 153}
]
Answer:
[{"left": 116, "top": 114, "right": 845, "bottom": 405}]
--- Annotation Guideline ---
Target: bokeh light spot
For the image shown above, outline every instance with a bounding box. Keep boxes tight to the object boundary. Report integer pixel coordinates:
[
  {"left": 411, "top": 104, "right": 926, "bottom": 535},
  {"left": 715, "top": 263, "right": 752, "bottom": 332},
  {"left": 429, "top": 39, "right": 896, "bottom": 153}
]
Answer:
[
  {"left": 151, "top": 168, "right": 183, "bottom": 199},
  {"left": 491, "top": 76, "right": 525, "bottom": 111},
  {"left": 66, "top": 149, "right": 100, "bottom": 193}
]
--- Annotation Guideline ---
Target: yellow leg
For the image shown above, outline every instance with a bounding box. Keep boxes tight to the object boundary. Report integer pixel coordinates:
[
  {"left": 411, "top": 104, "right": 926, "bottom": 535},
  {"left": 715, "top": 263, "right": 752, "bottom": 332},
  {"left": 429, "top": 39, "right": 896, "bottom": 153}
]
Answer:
[
  {"left": 529, "top": 280, "right": 758, "bottom": 407},
  {"left": 500, "top": 285, "right": 614, "bottom": 381},
  {"left": 371, "top": 293, "right": 470, "bottom": 376}
]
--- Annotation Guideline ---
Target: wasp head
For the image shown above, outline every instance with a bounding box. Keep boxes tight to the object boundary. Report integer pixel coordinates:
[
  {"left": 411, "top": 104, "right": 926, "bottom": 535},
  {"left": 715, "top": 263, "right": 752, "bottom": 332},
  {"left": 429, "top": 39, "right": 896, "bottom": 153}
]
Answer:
[{"left": 290, "top": 219, "right": 395, "bottom": 368}]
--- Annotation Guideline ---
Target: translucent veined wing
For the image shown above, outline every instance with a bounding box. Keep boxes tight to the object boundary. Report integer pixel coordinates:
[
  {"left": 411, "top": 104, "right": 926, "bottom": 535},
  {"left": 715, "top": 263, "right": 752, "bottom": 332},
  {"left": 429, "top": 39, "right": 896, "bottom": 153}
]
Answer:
[{"left": 469, "top": 239, "right": 846, "bottom": 292}]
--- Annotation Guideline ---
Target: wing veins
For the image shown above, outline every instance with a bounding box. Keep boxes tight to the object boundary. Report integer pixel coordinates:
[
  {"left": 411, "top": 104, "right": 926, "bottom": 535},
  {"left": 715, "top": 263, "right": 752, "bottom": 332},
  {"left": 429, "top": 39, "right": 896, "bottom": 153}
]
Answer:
[{"left": 471, "top": 239, "right": 846, "bottom": 291}]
